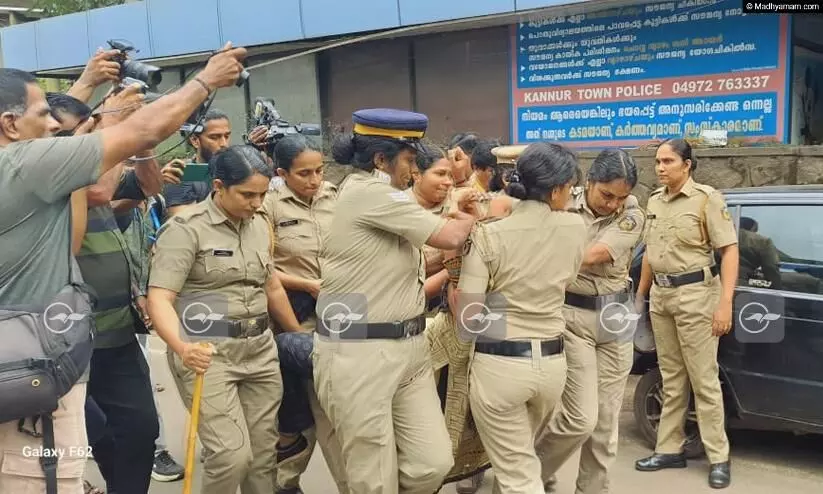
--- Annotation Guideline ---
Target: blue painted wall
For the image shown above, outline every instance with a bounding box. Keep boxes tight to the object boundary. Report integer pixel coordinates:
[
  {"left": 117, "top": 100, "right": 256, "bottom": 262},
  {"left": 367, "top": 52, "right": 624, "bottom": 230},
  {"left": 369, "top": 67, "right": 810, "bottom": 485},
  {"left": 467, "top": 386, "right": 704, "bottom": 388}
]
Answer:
[{"left": 0, "top": 0, "right": 583, "bottom": 72}]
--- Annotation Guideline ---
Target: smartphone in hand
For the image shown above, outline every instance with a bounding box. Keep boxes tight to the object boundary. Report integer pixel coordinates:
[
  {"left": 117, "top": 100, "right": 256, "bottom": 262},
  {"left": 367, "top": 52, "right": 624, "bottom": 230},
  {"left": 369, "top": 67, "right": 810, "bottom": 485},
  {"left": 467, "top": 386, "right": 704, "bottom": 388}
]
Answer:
[{"left": 181, "top": 163, "right": 210, "bottom": 183}]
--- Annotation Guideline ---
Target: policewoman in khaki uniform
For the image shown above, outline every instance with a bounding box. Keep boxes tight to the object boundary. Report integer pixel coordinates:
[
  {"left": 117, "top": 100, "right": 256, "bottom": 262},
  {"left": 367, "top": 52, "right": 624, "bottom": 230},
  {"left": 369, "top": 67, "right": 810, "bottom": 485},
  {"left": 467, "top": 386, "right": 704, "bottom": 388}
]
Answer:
[
  {"left": 634, "top": 138, "right": 739, "bottom": 489},
  {"left": 455, "top": 142, "right": 587, "bottom": 494},
  {"left": 262, "top": 135, "right": 347, "bottom": 494},
  {"left": 147, "top": 145, "right": 303, "bottom": 494},
  {"left": 313, "top": 109, "right": 478, "bottom": 494},
  {"left": 535, "top": 149, "right": 645, "bottom": 494}
]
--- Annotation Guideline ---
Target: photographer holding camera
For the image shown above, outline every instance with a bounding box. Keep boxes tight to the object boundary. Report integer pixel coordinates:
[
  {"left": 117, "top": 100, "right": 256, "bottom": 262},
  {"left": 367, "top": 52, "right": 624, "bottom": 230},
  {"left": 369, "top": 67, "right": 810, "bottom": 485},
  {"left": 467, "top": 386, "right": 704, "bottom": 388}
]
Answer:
[{"left": 0, "top": 41, "right": 248, "bottom": 494}]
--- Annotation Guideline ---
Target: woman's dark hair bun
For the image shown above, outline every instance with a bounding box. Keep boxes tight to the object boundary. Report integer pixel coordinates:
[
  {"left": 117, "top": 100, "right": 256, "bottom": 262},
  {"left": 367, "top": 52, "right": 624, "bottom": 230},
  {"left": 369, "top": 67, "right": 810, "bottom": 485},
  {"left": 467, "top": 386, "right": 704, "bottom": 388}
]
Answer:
[
  {"left": 331, "top": 133, "right": 356, "bottom": 165},
  {"left": 506, "top": 182, "right": 527, "bottom": 199}
]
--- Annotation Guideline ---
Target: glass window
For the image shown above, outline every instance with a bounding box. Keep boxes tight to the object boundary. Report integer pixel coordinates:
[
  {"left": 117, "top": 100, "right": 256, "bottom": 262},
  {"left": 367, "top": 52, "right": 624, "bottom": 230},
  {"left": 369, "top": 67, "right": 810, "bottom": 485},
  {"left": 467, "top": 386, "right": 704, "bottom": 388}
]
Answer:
[{"left": 738, "top": 205, "right": 823, "bottom": 295}]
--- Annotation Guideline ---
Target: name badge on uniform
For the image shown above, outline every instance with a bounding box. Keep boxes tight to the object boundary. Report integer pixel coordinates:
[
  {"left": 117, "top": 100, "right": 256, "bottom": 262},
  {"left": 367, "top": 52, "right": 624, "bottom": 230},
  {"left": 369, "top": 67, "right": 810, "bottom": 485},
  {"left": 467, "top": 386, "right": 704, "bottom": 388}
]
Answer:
[
  {"left": 278, "top": 219, "right": 299, "bottom": 228},
  {"left": 212, "top": 249, "right": 234, "bottom": 257}
]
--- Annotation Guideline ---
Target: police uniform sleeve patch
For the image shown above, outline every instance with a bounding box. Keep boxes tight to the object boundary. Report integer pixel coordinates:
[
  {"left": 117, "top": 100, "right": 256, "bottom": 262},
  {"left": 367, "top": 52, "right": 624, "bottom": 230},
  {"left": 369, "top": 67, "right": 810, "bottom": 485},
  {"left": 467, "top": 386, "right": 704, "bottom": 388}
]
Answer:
[
  {"left": 721, "top": 207, "right": 731, "bottom": 221},
  {"left": 461, "top": 237, "right": 473, "bottom": 256},
  {"left": 618, "top": 216, "right": 638, "bottom": 232}
]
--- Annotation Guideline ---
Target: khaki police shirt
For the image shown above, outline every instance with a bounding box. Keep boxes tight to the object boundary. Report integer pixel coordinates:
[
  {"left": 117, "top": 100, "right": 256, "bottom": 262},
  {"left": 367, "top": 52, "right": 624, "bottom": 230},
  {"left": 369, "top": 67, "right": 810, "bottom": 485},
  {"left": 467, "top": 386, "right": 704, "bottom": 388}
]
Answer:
[
  {"left": 263, "top": 181, "right": 337, "bottom": 280},
  {"left": 319, "top": 170, "right": 447, "bottom": 323},
  {"left": 149, "top": 194, "right": 274, "bottom": 320},
  {"left": 644, "top": 177, "right": 737, "bottom": 274},
  {"left": 458, "top": 200, "right": 587, "bottom": 340},
  {"left": 405, "top": 186, "right": 447, "bottom": 269},
  {"left": 566, "top": 187, "right": 645, "bottom": 296}
]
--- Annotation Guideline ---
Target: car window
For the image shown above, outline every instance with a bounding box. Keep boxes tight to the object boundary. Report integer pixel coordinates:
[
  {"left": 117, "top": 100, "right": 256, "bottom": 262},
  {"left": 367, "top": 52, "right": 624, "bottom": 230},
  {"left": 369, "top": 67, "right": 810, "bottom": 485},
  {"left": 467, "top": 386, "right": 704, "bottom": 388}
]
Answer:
[{"left": 738, "top": 205, "right": 823, "bottom": 295}]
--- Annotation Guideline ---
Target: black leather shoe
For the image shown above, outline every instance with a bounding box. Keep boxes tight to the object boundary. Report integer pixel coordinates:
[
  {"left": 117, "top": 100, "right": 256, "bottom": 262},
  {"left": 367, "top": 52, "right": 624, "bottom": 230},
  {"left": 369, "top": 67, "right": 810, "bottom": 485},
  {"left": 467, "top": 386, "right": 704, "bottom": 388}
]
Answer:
[
  {"left": 709, "top": 462, "right": 731, "bottom": 489},
  {"left": 635, "top": 453, "right": 687, "bottom": 471}
]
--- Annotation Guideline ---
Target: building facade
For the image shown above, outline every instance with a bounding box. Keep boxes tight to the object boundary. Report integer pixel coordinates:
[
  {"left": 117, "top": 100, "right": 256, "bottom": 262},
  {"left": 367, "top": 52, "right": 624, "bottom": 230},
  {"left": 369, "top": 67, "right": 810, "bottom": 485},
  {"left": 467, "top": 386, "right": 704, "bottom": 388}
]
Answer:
[{"left": 1, "top": 0, "right": 821, "bottom": 148}]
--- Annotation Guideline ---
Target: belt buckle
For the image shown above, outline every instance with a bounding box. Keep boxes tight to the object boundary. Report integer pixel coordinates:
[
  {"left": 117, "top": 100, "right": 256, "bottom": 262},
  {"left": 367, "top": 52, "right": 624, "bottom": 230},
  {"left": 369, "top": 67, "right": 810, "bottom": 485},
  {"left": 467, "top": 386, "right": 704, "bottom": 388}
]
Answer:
[
  {"left": 245, "top": 318, "right": 258, "bottom": 338},
  {"left": 654, "top": 273, "right": 673, "bottom": 288}
]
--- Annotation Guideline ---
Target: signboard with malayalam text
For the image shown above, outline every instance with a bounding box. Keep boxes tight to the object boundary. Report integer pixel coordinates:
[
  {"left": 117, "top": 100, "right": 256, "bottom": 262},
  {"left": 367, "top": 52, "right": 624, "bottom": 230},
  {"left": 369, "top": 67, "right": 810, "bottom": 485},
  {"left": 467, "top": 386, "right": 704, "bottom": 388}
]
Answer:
[{"left": 510, "top": 0, "right": 791, "bottom": 147}]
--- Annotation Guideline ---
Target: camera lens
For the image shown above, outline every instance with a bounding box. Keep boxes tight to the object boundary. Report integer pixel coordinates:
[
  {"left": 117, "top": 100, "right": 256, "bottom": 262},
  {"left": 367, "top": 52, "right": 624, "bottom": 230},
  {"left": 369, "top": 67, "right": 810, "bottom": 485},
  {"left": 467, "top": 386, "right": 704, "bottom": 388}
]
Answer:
[{"left": 123, "top": 59, "right": 162, "bottom": 87}]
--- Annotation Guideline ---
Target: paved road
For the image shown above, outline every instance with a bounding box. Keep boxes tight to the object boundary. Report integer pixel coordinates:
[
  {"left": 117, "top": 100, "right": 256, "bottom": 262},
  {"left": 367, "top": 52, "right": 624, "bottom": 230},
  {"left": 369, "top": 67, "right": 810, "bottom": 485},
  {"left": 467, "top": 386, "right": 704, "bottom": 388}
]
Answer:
[{"left": 84, "top": 336, "right": 823, "bottom": 494}]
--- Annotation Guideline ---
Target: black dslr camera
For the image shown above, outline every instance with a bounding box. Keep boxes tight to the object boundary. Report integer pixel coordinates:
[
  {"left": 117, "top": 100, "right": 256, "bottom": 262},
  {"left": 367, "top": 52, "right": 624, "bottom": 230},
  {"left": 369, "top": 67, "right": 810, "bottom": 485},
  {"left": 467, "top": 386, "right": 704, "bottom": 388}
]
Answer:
[
  {"left": 248, "top": 97, "right": 321, "bottom": 155},
  {"left": 107, "top": 39, "right": 162, "bottom": 86}
]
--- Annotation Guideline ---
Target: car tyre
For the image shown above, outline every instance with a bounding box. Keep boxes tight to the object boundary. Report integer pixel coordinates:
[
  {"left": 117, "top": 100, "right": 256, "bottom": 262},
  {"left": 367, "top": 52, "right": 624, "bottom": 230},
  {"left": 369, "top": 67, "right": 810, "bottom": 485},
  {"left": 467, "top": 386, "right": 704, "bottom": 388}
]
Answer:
[{"left": 633, "top": 367, "right": 705, "bottom": 460}]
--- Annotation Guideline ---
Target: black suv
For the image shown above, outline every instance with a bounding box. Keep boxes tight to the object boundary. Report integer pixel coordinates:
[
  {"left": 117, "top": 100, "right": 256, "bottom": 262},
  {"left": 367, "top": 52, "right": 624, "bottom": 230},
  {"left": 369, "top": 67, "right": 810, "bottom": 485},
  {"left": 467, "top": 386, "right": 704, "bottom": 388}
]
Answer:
[{"left": 629, "top": 185, "right": 823, "bottom": 457}]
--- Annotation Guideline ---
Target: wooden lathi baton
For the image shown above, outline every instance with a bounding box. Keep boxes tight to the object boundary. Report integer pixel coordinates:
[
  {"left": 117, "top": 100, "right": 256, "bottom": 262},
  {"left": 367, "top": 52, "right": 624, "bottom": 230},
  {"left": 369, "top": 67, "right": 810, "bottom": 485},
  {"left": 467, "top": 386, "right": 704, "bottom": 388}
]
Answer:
[{"left": 183, "top": 343, "right": 210, "bottom": 494}]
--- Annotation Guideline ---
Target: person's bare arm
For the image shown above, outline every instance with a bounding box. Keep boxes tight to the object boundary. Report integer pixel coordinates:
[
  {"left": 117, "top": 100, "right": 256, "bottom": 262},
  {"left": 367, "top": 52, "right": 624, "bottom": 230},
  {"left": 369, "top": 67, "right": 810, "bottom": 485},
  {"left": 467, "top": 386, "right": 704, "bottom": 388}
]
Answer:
[
  {"left": 426, "top": 211, "right": 475, "bottom": 250},
  {"left": 87, "top": 164, "right": 125, "bottom": 207},
  {"left": 635, "top": 252, "right": 653, "bottom": 314},
  {"left": 266, "top": 273, "right": 302, "bottom": 332},
  {"left": 425, "top": 269, "right": 449, "bottom": 300},
  {"left": 70, "top": 189, "right": 88, "bottom": 255},
  {"left": 97, "top": 43, "right": 247, "bottom": 178},
  {"left": 132, "top": 152, "right": 164, "bottom": 197},
  {"left": 277, "top": 271, "right": 320, "bottom": 299},
  {"left": 147, "top": 287, "right": 214, "bottom": 374},
  {"left": 712, "top": 244, "right": 740, "bottom": 337}
]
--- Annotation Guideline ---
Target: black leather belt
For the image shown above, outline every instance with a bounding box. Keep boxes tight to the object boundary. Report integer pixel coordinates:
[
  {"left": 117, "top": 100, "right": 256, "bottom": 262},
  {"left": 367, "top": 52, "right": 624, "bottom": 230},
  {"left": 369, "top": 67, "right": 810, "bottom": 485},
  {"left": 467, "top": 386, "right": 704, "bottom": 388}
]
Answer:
[
  {"left": 653, "top": 265, "right": 719, "bottom": 288},
  {"left": 474, "top": 337, "right": 564, "bottom": 358},
  {"left": 564, "top": 291, "right": 631, "bottom": 311},
  {"left": 222, "top": 316, "right": 269, "bottom": 338},
  {"left": 316, "top": 315, "right": 426, "bottom": 340}
]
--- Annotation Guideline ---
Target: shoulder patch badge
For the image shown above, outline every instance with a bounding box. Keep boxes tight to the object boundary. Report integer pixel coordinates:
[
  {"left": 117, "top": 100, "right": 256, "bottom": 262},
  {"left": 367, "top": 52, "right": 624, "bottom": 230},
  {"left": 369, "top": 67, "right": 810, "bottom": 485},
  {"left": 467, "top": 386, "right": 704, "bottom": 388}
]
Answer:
[
  {"left": 618, "top": 216, "right": 637, "bottom": 232},
  {"left": 461, "top": 237, "right": 473, "bottom": 256},
  {"left": 721, "top": 207, "right": 731, "bottom": 221}
]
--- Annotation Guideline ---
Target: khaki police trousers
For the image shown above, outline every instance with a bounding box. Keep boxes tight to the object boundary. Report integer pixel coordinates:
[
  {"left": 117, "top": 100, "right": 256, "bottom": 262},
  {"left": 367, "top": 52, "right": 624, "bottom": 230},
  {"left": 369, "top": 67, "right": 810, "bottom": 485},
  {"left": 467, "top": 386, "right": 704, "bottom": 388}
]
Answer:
[
  {"left": 0, "top": 382, "right": 88, "bottom": 494},
  {"left": 649, "top": 278, "right": 730, "bottom": 464},
  {"left": 313, "top": 332, "right": 454, "bottom": 494},
  {"left": 168, "top": 332, "right": 282, "bottom": 494},
  {"left": 535, "top": 306, "right": 633, "bottom": 494},
  {"left": 469, "top": 346, "right": 566, "bottom": 494}
]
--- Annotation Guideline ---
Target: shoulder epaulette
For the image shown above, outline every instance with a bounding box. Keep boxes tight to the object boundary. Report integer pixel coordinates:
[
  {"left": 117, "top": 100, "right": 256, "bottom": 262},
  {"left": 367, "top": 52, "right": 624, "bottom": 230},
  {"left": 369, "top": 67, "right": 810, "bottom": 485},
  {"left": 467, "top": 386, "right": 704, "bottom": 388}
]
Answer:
[{"left": 692, "top": 182, "right": 717, "bottom": 196}]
